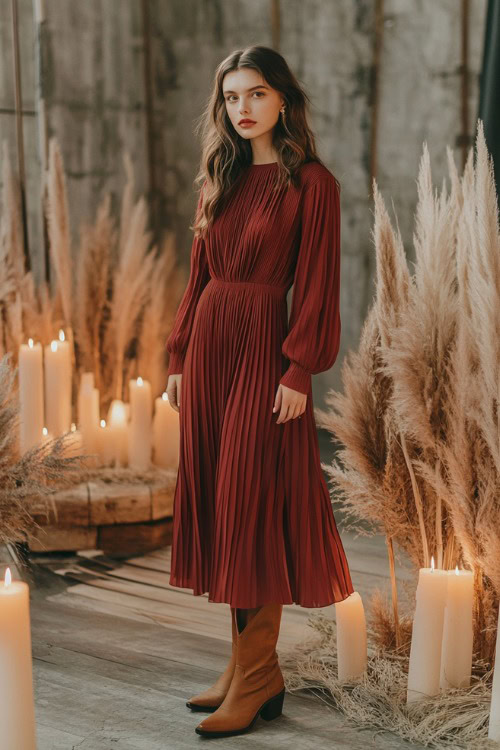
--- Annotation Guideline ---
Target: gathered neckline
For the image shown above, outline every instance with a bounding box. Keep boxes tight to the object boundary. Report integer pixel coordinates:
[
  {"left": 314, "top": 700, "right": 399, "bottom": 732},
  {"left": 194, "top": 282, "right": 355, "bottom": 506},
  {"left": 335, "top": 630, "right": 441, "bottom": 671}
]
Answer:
[{"left": 250, "top": 162, "right": 278, "bottom": 167}]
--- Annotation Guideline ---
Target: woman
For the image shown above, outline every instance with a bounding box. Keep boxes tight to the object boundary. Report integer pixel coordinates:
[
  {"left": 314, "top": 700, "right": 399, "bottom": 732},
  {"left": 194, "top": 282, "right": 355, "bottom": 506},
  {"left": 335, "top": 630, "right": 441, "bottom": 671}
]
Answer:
[{"left": 165, "top": 44, "right": 354, "bottom": 738}]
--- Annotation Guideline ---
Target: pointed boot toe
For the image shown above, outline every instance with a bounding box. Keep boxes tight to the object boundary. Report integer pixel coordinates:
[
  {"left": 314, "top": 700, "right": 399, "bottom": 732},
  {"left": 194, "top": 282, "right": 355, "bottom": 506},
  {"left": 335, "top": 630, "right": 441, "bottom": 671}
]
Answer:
[{"left": 186, "top": 607, "right": 237, "bottom": 712}]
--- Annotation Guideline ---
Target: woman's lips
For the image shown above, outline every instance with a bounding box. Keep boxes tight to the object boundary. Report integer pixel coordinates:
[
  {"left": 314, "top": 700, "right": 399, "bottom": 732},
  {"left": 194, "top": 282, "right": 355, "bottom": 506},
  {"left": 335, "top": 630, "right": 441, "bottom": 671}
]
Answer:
[{"left": 239, "top": 120, "right": 256, "bottom": 128}]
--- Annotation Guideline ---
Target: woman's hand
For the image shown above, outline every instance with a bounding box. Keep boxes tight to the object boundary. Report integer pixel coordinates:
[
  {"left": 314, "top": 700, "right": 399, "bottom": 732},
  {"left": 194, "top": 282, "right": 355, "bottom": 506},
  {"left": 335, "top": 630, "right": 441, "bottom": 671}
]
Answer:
[
  {"left": 273, "top": 384, "right": 306, "bottom": 424},
  {"left": 167, "top": 374, "right": 182, "bottom": 412}
]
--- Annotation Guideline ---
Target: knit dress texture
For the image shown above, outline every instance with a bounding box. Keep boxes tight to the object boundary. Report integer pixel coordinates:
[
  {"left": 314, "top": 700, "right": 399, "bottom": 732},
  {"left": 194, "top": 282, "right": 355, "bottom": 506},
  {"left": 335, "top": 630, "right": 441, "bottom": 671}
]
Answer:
[{"left": 165, "top": 160, "right": 354, "bottom": 608}]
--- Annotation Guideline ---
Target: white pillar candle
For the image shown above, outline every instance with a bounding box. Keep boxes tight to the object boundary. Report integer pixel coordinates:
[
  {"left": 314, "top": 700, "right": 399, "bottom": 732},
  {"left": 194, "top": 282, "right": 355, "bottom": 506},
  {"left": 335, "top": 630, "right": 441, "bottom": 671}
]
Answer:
[
  {"left": 0, "top": 568, "right": 36, "bottom": 750},
  {"left": 77, "top": 374, "right": 100, "bottom": 459},
  {"left": 128, "top": 377, "right": 152, "bottom": 471},
  {"left": 106, "top": 399, "right": 128, "bottom": 467},
  {"left": 18, "top": 339, "right": 44, "bottom": 455},
  {"left": 488, "top": 605, "right": 500, "bottom": 741},
  {"left": 44, "top": 334, "right": 72, "bottom": 437},
  {"left": 440, "top": 566, "right": 473, "bottom": 690},
  {"left": 335, "top": 591, "right": 367, "bottom": 680},
  {"left": 153, "top": 392, "right": 179, "bottom": 468},
  {"left": 41, "top": 426, "right": 54, "bottom": 445},
  {"left": 407, "top": 556, "right": 448, "bottom": 703},
  {"left": 63, "top": 423, "right": 84, "bottom": 458},
  {"left": 97, "top": 419, "right": 114, "bottom": 466}
]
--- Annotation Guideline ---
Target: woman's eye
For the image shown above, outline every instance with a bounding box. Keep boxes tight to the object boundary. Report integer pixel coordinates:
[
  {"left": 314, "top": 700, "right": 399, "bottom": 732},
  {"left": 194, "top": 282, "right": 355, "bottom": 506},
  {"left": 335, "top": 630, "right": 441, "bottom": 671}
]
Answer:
[{"left": 226, "top": 92, "right": 264, "bottom": 102}]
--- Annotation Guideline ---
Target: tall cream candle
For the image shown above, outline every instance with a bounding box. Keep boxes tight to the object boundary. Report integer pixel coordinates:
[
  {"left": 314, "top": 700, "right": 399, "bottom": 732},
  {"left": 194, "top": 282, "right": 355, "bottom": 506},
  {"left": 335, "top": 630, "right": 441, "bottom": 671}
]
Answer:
[
  {"left": 41, "top": 426, "right": 54, "bottom": 445},
  {"left": 407, "top": 557, "right": 448, "bottom": 703},
  {"left": 18, "top": 339, "right": 44, "bottom": 454},
  {"left": 0, "top": 567, "right": 36, "bottom": 749},
  {"left": 335, "top": 591, "right": 367, "bottom": 680},
  {"left": 44, "top": 333, "right": 72, "bottom": 437},
  {"left": 128, "top": 377, "right": 152, "bottom": 471},
  {"left": 77, "top": 372, "right": 100, "bottom": 459},
  {"left": 97, "top": 419, "right": 114, "bottom": 466},
  {"left": 153, "top": 392, "right": 179, "bottom": 468},
  {"left": 440, "top": 566, "right": 473, "bottom": 690},
  {"left": 106, "top": 399, "right": 128, "bottom": 467},
  {"left": 64, "top": 423, "right": 84, "bottom": 458}
]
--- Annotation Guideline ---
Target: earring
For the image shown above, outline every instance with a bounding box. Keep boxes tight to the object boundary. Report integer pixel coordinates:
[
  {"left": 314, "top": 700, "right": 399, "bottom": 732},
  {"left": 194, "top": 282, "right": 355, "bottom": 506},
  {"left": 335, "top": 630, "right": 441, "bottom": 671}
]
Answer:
[{"left": 280, "top": 106, "right": 286, "bottom": 116}]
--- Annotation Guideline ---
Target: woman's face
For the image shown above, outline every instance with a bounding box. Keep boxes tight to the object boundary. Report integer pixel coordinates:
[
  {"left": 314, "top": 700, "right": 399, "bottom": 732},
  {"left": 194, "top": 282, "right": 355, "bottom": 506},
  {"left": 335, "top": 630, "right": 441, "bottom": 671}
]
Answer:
[{"left": 222, "top": 67, "right": 284, "bottom": 141}]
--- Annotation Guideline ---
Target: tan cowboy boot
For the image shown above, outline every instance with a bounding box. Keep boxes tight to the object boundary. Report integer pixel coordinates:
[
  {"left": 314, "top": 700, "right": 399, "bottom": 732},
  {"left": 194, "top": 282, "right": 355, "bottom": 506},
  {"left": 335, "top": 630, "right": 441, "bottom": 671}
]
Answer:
[
  {"left": 186, "top": 606, "right": 237, "bottom": 712},
  {"left": 195, "top": 603, "right": 285, "bottom": 737}
]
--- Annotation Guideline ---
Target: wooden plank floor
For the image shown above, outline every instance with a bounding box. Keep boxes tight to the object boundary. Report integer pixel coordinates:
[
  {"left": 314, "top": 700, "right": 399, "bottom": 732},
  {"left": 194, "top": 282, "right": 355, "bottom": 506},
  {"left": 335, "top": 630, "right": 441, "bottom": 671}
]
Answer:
[{"left": 25, "top": 529, "right": 426, "bottom": 749}]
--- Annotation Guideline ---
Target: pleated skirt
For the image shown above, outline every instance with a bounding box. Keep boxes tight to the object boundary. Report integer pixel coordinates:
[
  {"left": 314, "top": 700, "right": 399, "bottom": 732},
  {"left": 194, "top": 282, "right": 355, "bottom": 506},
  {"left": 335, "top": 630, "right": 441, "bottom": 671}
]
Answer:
[{"left": 169, "top": 276, "right": 355, "bottom": 608}]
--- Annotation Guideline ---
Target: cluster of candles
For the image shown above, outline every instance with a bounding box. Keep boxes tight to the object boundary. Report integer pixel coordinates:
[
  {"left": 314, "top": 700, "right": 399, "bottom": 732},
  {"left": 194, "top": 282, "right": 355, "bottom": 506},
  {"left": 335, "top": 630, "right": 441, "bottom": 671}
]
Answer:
[
  {"left": 332, "top": 557, "right": 500, "bottom": 740},
  {"left": 407, "top": 556, "right": 500, "bottom": 739},
  {"left": 1, "top": 561, "right": 500, "bottom": 741},
  {"left": 18, "top": 332, "right": 179, "bottom": 470}
]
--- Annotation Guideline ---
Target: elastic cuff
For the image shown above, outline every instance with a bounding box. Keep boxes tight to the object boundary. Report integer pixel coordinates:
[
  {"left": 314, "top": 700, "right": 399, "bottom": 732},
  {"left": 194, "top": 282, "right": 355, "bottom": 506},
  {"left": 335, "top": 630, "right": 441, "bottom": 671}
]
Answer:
[
  {"left": 166, "top": 350, "right": 185, "bottom": 377},
  {"left": 279, "top": 362, "right": 312, "bottom": 394}
]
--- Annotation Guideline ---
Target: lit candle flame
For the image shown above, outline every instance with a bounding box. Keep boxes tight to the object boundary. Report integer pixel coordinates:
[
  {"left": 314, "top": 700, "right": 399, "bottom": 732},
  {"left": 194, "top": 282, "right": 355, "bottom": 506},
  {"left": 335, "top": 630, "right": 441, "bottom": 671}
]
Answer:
[
  {"left": 42, "top": 427, "right": 48, "bottom": 436},
  {"left": 71, "top": 423, "right": 76, "bottom": 432},
  {"left": 4, "top": 567, "right": 11, "bottom": 587},
  {"left": 137, "top": 376, "right": 143, "bottom": 387},
  {"left": 59, "top": 329, "right": 65, "bottom": 342},
  {"left": 100, "top": 419, "right": 106, "bottom": 428},
  {"left": 455, "top": 565, "right": 459, "bottom": 575},
  {"left": 162, "top": 392, "right": 168, "bottom": 401},
  {"left": 50, "top": 341, "right": 58, "bottom": 352},
  {"left": 430, "top": 555, "right": 435, "bottom": 571},
  {"left": 28, "top": 338, "right": 34, "bottom": 348}
]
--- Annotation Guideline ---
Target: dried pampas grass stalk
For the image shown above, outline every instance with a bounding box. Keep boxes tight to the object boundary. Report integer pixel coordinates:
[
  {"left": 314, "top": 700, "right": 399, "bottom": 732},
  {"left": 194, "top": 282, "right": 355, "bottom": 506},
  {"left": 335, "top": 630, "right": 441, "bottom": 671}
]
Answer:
[
  {"left": 105, "top": 194, "right": 156, "bottom": 402},
  {"left": 74, "top": 192, "right": 115, "bottom": 399},
  {"left": 137, "top": 241, "right": 174, "bottom": 398},
  {"left": 45, "top": 138, "right": 72, "bottom": 327}
]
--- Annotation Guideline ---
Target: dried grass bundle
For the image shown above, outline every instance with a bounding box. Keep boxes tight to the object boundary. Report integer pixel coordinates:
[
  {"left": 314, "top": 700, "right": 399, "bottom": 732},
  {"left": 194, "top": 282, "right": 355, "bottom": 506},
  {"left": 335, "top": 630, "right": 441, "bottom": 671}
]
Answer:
[
  {"left": 0, "top": 353, "right": 89, "bottom": 548},
  {"left": 0, "top": 138, "right": 188, "bottom": 543},
  {"left": 317, "top": 119, "right": 500, "bottom": 664},
  {"left": 280, "top": 613, "right": 494, "bottom": 750}
]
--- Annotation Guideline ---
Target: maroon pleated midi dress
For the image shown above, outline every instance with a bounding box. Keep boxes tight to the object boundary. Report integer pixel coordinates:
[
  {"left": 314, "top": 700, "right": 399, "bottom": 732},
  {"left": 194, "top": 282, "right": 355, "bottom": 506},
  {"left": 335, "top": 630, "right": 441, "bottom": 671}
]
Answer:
[{"left": 165, "top": 160, "right": 354, "bottom": 608}]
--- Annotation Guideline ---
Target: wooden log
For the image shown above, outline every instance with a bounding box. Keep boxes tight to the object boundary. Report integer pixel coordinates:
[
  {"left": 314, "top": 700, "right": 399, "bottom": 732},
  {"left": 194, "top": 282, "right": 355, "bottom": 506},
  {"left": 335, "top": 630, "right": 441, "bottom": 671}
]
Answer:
[
  {"left": 97, "top": 517, "right": 173, "bottom": 558},
  {"left": 88, "top": 482, "right": 152, "bottom": 525},
  {"left": 30, "top": 483, "right": 90, "bottom": 527},
  {"left": 151, "top": 485, "right": 174, "bottom": 519},
  {"left": 28, "top": 525, "right": 98, "bottom": 552}
]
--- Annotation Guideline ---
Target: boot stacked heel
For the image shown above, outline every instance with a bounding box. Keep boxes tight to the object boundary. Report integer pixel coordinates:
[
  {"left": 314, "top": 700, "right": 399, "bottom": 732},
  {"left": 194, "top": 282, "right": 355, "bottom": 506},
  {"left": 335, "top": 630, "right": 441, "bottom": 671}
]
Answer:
[{"left": 260, "top": 687, "right": 285, "bottom": 721}]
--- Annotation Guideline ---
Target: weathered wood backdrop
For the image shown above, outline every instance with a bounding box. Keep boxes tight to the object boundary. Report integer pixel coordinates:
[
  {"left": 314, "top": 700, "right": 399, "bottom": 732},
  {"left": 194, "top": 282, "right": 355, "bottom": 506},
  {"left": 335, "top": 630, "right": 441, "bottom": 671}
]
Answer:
[{"left": 0, "top": 0, "right": 488, "bottom": 402}]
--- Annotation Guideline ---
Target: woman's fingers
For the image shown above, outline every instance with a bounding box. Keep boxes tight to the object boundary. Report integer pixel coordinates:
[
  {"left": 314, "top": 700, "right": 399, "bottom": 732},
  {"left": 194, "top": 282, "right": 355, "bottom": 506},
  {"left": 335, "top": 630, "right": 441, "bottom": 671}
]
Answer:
[
  {"left": 274, "top": 384, "right": 306, "bottom": 423},
  {"left": 166, "top": 375, "right": 181, "bottom": 412},
  {"left": 273, "top": 385, "right": 282, "bottom": 414}
]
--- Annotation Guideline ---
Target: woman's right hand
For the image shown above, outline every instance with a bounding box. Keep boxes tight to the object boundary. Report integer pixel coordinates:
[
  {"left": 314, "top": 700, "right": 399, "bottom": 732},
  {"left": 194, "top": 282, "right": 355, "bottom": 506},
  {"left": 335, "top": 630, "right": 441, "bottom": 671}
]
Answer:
[{"left": 167, "top": 374, "right": 182, "bottom": 412}]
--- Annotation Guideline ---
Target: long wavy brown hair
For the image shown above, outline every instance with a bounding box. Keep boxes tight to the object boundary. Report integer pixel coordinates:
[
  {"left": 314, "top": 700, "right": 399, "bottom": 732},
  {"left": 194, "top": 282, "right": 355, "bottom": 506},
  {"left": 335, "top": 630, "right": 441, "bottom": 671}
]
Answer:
[{"left": 191, "top": 45, "right": 326, "bottom": 237}]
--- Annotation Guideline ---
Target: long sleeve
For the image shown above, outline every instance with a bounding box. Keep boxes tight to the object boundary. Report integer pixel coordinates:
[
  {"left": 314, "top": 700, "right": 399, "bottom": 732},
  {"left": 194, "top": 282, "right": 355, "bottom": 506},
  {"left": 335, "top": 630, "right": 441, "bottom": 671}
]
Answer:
[
  {"left": 165, "top": 186, "right": 211, "bottom": 376},
  {"left": 279, "top": 174, "right": 342, "bottom": 395}
]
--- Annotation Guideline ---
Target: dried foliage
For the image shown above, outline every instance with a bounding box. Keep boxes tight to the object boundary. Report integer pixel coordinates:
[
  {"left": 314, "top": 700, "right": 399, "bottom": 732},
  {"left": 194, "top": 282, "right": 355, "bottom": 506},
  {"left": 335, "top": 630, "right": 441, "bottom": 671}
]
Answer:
[
  {"left": 280, "top": 611, "right": 495, "bottom": 750},
  {"left": 0, "top": 139, "right": 185, "bottom": 416},
  {"left": 316, "top": 120, "right": 500, "bottom": 666},
  {"left": 0, "top": 139, "right": 186, "bottom": 543},
  {"left": 0, "top": 353, "right": 90, "bottom": 546}
]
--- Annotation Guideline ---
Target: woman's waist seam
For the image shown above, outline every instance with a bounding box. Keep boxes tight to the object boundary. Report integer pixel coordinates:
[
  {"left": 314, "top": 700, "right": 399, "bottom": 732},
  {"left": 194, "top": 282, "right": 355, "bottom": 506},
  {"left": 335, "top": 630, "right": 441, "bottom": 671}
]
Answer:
[{"left": 206, "top": 277, "right": 289, "bottom": 297}]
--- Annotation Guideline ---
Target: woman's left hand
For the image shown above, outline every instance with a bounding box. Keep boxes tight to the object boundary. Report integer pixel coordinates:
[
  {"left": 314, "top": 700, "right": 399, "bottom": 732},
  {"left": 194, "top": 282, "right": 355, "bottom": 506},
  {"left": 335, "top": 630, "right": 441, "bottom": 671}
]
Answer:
[{"left": 273, "top": 384, "right": 306, "bottom": 424}]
